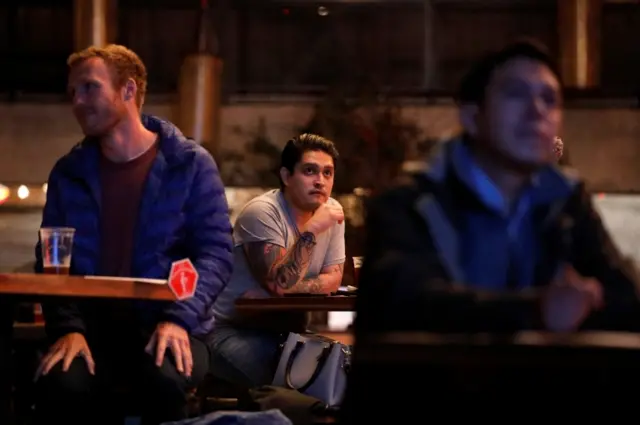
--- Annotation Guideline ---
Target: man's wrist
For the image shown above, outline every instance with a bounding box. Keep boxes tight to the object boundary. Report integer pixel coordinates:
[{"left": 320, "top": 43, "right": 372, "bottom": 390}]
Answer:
[{"left": 161, "top": 314, "right": 192, "bottom": 333}]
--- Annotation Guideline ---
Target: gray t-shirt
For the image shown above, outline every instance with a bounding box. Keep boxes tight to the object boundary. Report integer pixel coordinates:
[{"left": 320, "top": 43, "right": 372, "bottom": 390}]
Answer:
[{"left": 212, "top": 189, "right": 346, "bottom": 329}]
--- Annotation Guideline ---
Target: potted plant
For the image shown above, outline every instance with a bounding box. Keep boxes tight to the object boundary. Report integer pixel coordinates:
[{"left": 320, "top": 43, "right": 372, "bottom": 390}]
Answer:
[{"left": 300, "top": 85, "right": 428, "bottom": 195}]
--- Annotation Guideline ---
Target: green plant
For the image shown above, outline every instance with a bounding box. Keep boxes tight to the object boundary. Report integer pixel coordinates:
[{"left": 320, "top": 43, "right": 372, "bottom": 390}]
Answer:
[
  {"left": 218, "top": 117, "right": 281, "bottom": 187},
  {"left": 300, "top": 85, "right": 427, "bottom": 194}
]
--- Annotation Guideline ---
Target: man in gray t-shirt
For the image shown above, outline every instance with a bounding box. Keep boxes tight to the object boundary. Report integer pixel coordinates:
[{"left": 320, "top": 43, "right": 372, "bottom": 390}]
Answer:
[
  {"left": 213, "top": 189, "right": 345, "bottom": 327},
  {"left": 210, "top": 134, "right": 345, "bottom": 387}
]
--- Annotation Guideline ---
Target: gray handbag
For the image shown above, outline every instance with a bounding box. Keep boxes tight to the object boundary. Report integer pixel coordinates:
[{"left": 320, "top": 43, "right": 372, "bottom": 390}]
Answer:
[{"left": 272, "top": 332, "right": 351, "bottom": 407}]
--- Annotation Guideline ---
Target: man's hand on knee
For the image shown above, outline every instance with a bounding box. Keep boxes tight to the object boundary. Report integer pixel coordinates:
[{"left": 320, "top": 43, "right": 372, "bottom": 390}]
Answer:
[
  {"left": 35, "top": 332, "right": 95, "bottom": 380},
  {"left": 145, "top": 322, "right": 193, "bottom": 377}
]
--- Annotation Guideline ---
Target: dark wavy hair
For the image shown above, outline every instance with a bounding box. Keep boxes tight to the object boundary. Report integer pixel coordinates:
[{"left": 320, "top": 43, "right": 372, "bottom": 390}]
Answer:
[{"left": 279, "top": 133, "right": 339, "bottom": 189}]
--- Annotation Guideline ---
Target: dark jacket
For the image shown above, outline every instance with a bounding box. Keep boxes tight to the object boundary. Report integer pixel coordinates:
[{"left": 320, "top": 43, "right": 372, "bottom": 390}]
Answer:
[
  {"left": 355, "top": 140, "right": 640, "bottom": 335},
  {"left": 34, "top": 115, "right": 234, "bottom": 338}
]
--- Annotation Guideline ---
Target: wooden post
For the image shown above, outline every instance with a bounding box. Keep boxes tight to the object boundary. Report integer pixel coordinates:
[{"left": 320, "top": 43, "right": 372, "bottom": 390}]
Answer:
[
  {"left": 176, "top": 55, "right": 223, "bottom": 154},
  {"left": 73, "top": 0, "right": 117, "bottom": 51},
  {"left": 557, "top": 0, "right": 602, "bottom": 89},
  {"left": 175, "top": 1, "right": 223, "bottom": 155},
  {"left": 423, "top": 0, "right": 436, "bottom": 90}
]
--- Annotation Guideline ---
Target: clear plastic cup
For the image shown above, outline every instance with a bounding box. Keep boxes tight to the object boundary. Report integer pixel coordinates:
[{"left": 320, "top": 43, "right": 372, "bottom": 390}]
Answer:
[
  {"left": 39, "top": 227, "right": 75, "bottom": 275},
  {"left": 353, "top": 256, "right": 363, "bottom": 284}
]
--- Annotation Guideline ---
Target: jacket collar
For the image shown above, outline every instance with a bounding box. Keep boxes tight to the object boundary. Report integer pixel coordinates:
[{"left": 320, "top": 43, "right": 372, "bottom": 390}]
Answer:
[
  {"left": 60, "top": 114, "right": 193, "bottom": 181},
  {"left": 413, "top": 136, "right": 581, "bottom": 283},
  {"left": 56, "top": 114, "right": 195, "bottom": 217},
  {"left": 423, "top": 136, "right": 579, "bottom": 207}
]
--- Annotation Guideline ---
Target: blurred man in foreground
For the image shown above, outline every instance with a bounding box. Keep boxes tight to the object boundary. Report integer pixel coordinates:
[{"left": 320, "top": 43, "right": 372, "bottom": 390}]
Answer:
[{"left": 355, "top": 40, "right": 640, "bottom": 336}]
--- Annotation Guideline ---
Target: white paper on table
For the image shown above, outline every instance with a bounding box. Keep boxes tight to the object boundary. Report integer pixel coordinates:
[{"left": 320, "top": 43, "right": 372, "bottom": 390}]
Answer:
[
  {"left": 328, "top": 311, "right": 355, "bottom": 331},
  {"left": 83, "top": 275, "right": 167, "bottom": 285}
]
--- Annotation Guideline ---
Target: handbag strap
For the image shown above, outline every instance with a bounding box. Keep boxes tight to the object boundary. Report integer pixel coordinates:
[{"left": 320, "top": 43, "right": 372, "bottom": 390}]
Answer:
[{"left": 284, "top": 340, "right": 335, "bottom": 392}]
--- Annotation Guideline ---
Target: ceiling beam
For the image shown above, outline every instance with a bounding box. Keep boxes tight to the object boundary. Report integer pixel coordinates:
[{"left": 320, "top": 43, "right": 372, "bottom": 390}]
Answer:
[
  {"left": 265, "top": 0, "right": 551, "bottom": 4},
  {"left": 264, "top": 0, "right": 632, "bottom": 3}
]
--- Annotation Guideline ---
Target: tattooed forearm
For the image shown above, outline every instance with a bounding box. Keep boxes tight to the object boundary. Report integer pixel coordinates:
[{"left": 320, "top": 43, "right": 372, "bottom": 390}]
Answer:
[
  {"left": 243, "top": 232, "right": 317, "bottom": 295},
  {"left": 287, "top": 277, "right": 324, "bottom": 294},
  {"left": 270, "top": 232, "right": 316, "bottom": 291},
  {"left": 286, "top": 263, "right": 345, "bottom": 295}
]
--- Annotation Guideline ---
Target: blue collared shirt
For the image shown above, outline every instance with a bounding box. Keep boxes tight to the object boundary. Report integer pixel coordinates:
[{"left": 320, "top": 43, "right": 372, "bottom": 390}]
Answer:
[{"left": 450, "top": 142, "right": 573, "bottom": 290}]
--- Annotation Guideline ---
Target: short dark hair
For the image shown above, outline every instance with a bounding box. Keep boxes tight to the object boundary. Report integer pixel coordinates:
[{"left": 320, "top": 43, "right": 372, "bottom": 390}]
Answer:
[
  {"left": 457, "top": 39, "right": 561, "bottom": 105},
  {"left": 279, "top": 133, "right": 339, "bottom": 189}
]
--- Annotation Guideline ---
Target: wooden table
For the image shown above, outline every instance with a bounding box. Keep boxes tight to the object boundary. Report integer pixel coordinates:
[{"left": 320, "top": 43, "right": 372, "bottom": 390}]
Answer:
[
  {"left": 354, "top": 330, "right": 640, "bottom": 366},
  {"left": 0, "top": 273, "right": 175, "bottom": 301},
  {"left": 235, "top": 295, "right": 356, "bottom": 312},
  {"left": 344, "top": 331, "right": 640, "bottom": 422},
  {"left": 362, "top": 330, "right": 640, "bottom": 349}
]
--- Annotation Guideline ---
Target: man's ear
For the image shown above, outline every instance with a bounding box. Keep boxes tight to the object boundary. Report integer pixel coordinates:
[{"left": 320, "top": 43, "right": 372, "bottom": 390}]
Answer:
[
  {"left": 123, "top": 79, "right": 137, "bottom": 102},
  {"left": 459, "top": 103, "right": 480, "bottom": 138},
  {"left": 279, "top": 167, "right": 291, "bottom": 188}
]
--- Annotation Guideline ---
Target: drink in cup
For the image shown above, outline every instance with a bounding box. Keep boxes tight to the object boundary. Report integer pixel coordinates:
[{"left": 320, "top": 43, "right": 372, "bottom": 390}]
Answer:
[
  {"left": 34, "top": 303, "right": 44, "bottom": 324},
  {"left": 353, "top": 256, "right": 363, "bottom": 285},
  {"left": 40, "top": 227, "right": 75, "bottom": 275}
]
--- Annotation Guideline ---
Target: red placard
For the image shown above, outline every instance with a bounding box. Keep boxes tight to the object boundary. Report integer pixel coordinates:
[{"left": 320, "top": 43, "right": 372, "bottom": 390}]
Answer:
[{"left": 168, "top": 259, "right": 199, "bottom": 300}]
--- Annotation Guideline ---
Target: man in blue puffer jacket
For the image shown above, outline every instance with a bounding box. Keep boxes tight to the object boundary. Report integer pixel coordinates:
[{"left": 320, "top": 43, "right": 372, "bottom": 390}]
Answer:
[{"left": 32, "top": 45, "right": 233, "bottom": 425}]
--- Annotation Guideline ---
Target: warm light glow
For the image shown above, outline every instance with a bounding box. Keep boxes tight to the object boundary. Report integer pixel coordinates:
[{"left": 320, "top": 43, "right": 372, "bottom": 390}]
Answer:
[
  {"left": 17, "top": 185, "right": 29, "bottom": 200},
  {"left": 317, "top": 6, "right": 329, "bottom": 16},
  {"left": 353, "top": 187, "right": 370, "bottom": 197},
  {"left": 0, "top": 185, "right": 9, "bottom": 205},
  {"left": 328, "top": 312, "right": 355, "bottom": 331},
  {"left": 42, "top": 183, "right": 48, "bottom": 194}
]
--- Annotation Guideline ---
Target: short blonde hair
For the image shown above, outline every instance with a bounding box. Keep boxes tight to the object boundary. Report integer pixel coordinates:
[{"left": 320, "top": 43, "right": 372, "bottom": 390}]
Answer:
[{"left": 67, "top": 44, "right": 147, "bottom": 108}]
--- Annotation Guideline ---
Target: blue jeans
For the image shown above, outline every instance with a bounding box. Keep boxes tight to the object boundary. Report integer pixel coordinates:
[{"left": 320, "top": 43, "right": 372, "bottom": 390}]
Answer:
[{"left": 209, "top": 325, "right": 285, "bottom": 388}]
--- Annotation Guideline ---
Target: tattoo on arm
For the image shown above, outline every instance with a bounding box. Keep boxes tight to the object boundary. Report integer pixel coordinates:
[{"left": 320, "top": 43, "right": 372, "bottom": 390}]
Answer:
[
  {"left": 243, "top": 232, "right": 317, "bottom": 295},
  {"left": 290, "top": 277, "right": 323, "bottom": 294},
  {"left": 286, "top": 263, "right": 345, "bottom": 294}
]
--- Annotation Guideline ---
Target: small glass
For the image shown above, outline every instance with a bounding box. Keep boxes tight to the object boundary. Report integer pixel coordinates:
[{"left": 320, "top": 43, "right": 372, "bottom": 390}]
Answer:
[
  {"left": 39, "top": 227, "right": 75, "bottom": 275},
  {"left": 353, "top": 256, "right": 364, "bottom": 285}
]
